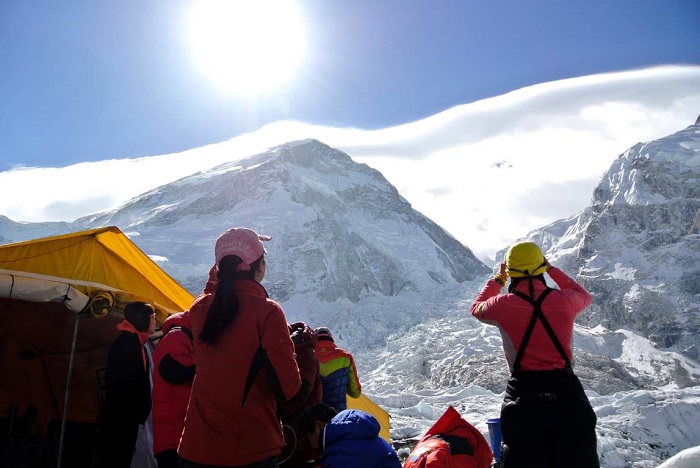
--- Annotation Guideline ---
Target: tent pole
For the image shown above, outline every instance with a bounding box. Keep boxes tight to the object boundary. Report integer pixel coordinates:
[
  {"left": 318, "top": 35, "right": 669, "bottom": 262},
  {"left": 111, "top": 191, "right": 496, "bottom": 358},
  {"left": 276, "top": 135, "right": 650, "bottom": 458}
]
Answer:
[{"left": 58, "top": 313, "right": 80, "bottom": 468}]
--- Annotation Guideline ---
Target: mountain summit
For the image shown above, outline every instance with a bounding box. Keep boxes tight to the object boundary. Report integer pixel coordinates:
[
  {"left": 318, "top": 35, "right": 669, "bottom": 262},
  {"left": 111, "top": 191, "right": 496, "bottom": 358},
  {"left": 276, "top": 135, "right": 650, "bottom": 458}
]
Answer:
[{"left": 76, "top": 139, "right": 489, "bottom": 301}]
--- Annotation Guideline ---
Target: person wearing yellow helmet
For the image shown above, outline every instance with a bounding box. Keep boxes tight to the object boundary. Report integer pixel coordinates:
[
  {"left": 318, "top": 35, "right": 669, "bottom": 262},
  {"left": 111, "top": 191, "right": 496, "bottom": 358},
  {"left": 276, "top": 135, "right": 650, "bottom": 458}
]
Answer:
[{"left": 470, "top": 241, "right": 599, "bottom": 467}]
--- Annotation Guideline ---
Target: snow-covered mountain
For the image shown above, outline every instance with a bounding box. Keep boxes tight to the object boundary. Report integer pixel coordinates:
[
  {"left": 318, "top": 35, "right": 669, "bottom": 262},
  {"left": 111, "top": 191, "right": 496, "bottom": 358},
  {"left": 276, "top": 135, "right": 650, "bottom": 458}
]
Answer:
[
  {"left": 520, "top": 123, "right": 700, "bottom": 360},
  {"left": 0, "top": 214, "right": 71, "bottom": 245},
  {"left": 1, "top": 127, "right": 700, "bottom": 466},
  {"left": 76, "top": 139, "right": 488, "bottom": 299},
  {"left": 0, "top": 140, "right": 489, "bottom": 346}
]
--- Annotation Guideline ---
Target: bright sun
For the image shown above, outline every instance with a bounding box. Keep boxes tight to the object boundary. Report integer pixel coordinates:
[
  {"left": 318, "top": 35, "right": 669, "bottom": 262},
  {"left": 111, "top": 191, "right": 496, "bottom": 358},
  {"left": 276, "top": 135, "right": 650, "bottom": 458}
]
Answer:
[{"left": 188, "top": 0, "right": 306, "bottom": 96}]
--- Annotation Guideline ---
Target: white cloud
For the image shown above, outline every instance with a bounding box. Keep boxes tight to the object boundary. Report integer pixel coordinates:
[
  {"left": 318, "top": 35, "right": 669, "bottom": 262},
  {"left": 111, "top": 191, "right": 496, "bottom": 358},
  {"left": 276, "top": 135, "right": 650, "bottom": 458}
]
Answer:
[{"left": 2, "top": 65, "right": 699, "bottom": 263}]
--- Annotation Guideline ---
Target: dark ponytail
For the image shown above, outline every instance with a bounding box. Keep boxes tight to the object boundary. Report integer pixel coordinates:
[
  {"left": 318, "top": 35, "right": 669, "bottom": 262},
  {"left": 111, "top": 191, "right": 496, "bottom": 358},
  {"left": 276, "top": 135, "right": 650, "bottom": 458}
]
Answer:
[{"left": 199, "top": 254, "right": 264, "bottom": 344}]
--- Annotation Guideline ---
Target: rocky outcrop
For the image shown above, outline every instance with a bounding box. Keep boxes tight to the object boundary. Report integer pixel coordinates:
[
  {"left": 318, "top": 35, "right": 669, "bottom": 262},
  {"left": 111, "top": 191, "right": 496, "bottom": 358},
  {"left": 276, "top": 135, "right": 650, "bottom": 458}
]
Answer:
[{"left": 522, "top": 123, "right": 700, "bottom": 358}]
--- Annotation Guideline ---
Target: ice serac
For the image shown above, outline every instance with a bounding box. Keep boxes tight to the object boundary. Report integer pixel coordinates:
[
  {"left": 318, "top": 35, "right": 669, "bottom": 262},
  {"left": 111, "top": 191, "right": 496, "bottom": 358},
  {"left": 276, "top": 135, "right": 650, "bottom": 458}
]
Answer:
[
  {"left": 75, "top": 139, "right": 489, "bottom": 300},
  {"left": 523, "top": 122, "right": 700, "bottom": 359}
]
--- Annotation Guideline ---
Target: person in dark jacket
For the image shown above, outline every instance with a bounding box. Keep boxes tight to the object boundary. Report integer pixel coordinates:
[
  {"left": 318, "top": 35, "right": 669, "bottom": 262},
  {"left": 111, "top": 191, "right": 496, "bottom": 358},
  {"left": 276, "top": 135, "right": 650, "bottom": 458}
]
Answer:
[
  {"left": 98, "top": 301, "right": 156, "bottom": 468},
  {"left": 279, "top": 322, "right": 323, "bottom": 466},
  {"left": 314, "top": 327, "right": 361, "bottom": 411},
  {"left": 152, "top": 310, "right": 195, "bottom": 468},
  {"left": 471, "top": 241, "right": 599, "bottom": 467},
  {"left": 297, "top": 403, "right": 401, "bottom": 468}
]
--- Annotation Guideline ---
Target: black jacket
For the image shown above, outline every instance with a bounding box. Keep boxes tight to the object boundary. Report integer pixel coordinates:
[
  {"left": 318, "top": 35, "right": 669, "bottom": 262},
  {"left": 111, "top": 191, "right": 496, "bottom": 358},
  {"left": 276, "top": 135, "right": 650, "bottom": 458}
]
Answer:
[{"left": 99, "top": 331, "right": 152, "bottom": 428}]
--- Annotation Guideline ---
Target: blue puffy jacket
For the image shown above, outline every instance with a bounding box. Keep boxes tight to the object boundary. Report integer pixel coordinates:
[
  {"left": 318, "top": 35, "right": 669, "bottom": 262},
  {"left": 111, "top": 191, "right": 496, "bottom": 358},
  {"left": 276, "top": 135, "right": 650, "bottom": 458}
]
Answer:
[{"left": 322, "top": 410, "right": 400, "bottom": 468}]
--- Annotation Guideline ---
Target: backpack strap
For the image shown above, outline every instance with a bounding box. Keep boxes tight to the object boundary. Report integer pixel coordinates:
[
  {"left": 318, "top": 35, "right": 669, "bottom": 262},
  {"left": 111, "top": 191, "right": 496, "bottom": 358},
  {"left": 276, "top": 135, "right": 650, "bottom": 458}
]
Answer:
[
  {"left": 169, "top": 325, "right": 193, "bottom": 342},
  {"left": 511, "top": 288, "right": 571, "bottom": 373}
]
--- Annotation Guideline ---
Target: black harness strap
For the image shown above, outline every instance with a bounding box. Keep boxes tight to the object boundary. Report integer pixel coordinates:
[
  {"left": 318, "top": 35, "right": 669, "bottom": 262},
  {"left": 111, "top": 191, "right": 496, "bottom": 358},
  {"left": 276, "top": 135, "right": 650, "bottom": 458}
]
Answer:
[{"left": 512, "top": 288, "right": 571, "bottom": 373}]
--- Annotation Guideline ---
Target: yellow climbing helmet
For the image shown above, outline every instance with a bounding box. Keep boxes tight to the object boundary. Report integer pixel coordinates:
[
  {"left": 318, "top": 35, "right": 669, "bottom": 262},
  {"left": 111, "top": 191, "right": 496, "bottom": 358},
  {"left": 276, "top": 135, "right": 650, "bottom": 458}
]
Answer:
[{"left": 506, "top": 241, "right": 547, "bottom": 277}]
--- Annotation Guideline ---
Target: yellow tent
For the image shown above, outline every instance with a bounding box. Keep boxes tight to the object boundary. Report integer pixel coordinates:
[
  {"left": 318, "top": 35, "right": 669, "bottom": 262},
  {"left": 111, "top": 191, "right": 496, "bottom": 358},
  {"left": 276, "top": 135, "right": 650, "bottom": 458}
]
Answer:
[
  {"left": 347, "top": 394, "right": 391, "bottom": 442},
  {"left": 0, "top": 226, "right": 193, "bottom": 467},
  {"left": 0, "top": 225, "right": 193, "bottom": 323}
]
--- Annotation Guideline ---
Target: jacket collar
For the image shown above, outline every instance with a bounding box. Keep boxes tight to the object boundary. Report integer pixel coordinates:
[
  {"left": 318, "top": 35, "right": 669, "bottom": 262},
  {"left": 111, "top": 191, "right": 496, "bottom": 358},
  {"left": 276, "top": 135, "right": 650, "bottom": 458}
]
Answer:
[
  {"left": 232, "top": 278, "right": 269, "bottom": 298},
  {"left": 117, "top": 320, "right": 150, "bottom": 345}
]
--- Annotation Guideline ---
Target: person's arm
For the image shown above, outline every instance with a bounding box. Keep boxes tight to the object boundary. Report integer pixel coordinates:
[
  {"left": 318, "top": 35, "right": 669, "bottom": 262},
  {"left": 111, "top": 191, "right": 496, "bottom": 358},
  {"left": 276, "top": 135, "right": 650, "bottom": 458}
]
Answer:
[
  {"left": 547, "top": 265, "right": 592, "bottom": 314},
  {"left": 290, "top": 347, "right": 318, "bottom": 403},
  {"left": 157, "top": 329, "right": 196, "bottom": 384},
  {"left": 346, "top": 354, "right": 361, "bottom": 398},
  {"left": 471, "top": 262, "right": 507, "bottom": 323}
]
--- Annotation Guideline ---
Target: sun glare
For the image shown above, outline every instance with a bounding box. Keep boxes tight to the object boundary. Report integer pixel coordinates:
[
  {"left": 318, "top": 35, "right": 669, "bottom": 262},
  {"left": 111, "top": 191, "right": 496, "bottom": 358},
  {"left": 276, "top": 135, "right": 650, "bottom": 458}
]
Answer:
[{"left": 188, "top": 0, "right": 306, "bottom": 96}]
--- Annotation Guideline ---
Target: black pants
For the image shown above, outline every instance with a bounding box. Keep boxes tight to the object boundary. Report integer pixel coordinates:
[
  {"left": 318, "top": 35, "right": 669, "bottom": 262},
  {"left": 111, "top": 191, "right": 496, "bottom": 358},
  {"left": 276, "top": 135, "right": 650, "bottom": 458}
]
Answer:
[
  {"left": 500, "top": 369, "right": 599, "bottom": 468},
  {"left": 156, "top": 449, "right": 180, "bottom": 468},
  {"left": 178, "top": 455, "right": 279, "bottom": 468},
  {"left": 97, "top": 421, "right": 139, "bottom": 468}
]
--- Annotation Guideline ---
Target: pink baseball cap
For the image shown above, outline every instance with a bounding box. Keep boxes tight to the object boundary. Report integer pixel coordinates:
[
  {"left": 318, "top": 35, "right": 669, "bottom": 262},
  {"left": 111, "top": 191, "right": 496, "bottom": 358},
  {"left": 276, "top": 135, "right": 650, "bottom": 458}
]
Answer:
[{"left": 214, "top": 227, "right": 271, "bottom": 270}]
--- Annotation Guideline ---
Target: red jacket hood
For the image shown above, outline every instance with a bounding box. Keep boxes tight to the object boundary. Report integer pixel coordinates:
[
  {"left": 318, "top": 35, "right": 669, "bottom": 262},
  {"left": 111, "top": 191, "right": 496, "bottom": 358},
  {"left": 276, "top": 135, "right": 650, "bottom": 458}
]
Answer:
[
  {"left": 416, "top": 405, "right": 493, "bottom": 467},
  {"left": 426, "top": 406, "right": 469, "bottom": 437}
]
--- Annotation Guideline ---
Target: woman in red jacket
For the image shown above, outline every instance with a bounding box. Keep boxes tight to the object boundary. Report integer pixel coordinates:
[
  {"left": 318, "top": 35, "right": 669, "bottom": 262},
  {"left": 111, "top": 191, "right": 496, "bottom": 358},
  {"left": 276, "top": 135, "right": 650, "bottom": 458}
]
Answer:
[
  {"left": 471, "top": 241, "right": 599, "bottom": 468},
  {"left": 178, "top": 227, "right": 301, "bottom": 468}
]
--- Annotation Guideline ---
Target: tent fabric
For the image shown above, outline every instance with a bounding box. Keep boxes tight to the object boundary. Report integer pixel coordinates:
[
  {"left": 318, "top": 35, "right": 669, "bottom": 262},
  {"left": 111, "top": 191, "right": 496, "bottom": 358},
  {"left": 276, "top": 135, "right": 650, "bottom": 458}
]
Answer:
[
  {"left": 0, "top": 274, "right": 90, "bottom": 313},
  {"left": 346, "top": 394, "right": 391, "bottom": 442},
  {"left": 0, "top": 300, "right": 117, "bottom": 426},
  {"left": 0, "top": 226, "right": 194, "bottom": 434},
  {"left": 0, "top": 226, "right": 194, "bottom": 324}
]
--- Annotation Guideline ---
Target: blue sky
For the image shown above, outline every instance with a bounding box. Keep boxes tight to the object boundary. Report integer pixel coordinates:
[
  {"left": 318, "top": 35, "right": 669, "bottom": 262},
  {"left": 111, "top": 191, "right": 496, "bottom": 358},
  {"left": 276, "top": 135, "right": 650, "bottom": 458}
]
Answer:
[{"left": 1, "top": 0, "right": 699, "bottom": 171}]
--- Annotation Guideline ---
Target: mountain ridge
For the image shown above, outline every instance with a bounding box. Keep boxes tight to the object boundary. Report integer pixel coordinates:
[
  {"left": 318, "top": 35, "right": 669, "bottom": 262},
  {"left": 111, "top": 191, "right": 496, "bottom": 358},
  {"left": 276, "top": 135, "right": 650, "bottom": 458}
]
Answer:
[{"left": 517, "top": 122, "right": 700, "bottom": 359}]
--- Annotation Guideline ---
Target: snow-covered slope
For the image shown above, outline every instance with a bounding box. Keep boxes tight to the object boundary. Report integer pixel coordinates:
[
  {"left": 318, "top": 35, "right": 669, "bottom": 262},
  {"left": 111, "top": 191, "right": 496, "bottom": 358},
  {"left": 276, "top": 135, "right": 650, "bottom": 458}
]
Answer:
[{"left": 357, "top": 297, "right": 700, "bottom": 467}]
